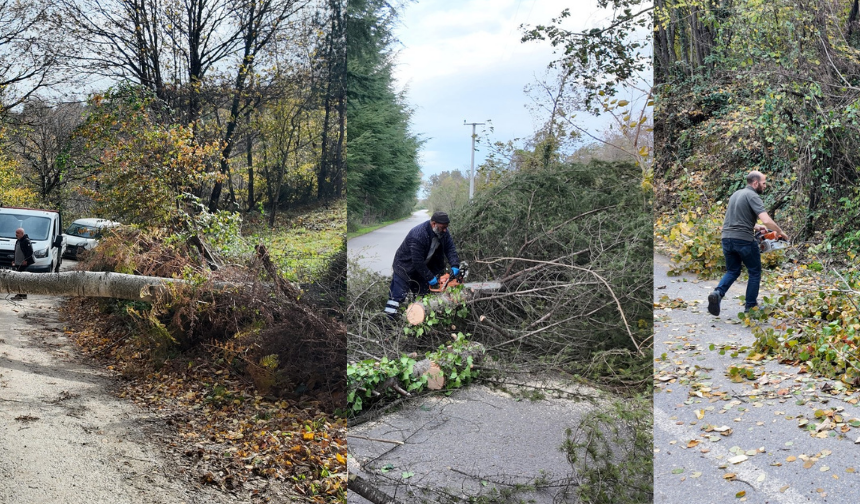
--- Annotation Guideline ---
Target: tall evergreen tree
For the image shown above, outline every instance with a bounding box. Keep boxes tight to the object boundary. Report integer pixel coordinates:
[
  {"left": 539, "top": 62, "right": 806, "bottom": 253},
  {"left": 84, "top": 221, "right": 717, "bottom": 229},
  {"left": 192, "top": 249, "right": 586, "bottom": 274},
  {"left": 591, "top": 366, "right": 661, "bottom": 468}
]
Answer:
[{"left": 346, "top": 0, "right": 421, "bottom": 230}]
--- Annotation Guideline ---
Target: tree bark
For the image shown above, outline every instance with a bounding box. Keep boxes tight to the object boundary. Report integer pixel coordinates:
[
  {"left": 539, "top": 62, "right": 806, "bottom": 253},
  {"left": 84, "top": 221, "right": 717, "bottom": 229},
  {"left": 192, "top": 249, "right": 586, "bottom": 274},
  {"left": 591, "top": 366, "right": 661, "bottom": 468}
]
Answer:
[
  {"left": 0, "top": 270, "right": 184, "bottom": 302},
  {"left": 347, "top": 473, "right": 400, "bottom": 504},
  {"left": 404, "top": 282, "right": 502, "bottom": 325}
]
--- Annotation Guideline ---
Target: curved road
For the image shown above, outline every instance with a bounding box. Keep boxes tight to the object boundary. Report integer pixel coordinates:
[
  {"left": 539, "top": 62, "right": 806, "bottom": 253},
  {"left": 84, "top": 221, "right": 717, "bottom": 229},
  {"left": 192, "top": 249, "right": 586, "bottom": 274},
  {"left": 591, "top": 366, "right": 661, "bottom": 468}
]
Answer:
[{"left": 347, "top": 210, "right": 429, "bottom": 275}]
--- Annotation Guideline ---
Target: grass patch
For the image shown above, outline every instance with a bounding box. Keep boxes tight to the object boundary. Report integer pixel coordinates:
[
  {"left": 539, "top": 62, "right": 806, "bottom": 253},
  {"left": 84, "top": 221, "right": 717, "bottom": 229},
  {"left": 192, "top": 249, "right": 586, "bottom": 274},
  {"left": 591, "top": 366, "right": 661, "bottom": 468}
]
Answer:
[{"left": 245, "top": 199, "right": 346, "bottom": 282}]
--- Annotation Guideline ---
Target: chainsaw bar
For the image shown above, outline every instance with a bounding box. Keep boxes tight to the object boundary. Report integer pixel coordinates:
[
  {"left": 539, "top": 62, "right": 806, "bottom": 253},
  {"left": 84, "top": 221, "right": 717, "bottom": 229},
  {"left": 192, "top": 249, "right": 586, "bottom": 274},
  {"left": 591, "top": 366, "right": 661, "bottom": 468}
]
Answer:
[{"left": 427, "top": 262, "right": 503, "bottom": 293}]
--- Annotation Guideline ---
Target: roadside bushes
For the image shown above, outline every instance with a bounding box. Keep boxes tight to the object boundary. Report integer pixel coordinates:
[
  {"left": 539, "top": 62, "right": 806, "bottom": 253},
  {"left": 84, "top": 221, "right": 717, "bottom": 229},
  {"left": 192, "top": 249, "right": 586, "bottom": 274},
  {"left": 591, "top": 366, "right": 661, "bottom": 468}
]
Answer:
[{"left": 656, "top": 203, "right": 787, "bottom": 279}]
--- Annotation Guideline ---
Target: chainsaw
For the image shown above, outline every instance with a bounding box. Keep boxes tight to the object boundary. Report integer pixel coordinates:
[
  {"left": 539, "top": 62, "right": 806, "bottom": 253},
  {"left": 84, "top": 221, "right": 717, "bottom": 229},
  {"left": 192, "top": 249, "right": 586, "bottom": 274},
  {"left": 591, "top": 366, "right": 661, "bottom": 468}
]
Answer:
[
  {"left": 755, "top": 229, "right": 788, "bottom": 253},
  {"left": 406, "top": 262, "right": 502, "bottom": 326},
  {"left": 428, "top": 262, "right": 468, "bottom": 293}
]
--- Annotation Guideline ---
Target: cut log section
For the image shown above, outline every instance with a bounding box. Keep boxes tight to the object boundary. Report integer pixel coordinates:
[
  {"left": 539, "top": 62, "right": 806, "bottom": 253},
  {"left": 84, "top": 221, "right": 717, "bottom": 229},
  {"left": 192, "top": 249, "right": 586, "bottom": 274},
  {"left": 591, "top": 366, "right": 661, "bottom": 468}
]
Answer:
[
  {"left": 425, "top": 362, "right": 444, "bottom": 390},
  {"left": 360, "top": 342, "right": 485, "bottom": 399},
  {"left": 405, "top": 281, "right": 502, "bottom": 326},
  {"left": 405, "top": 302, "right": 425, "bottom": 325}
]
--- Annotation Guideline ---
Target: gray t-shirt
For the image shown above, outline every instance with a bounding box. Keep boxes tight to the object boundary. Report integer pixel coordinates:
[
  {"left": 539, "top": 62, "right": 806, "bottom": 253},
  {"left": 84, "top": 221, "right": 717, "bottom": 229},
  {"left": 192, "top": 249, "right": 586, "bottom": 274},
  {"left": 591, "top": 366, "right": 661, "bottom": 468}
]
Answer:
[
  {"left": 722, "top": 186, "right": 766, "bottom": 241},
  {"left": 14, "top": 241, "right": 24, "bottom": 264}
]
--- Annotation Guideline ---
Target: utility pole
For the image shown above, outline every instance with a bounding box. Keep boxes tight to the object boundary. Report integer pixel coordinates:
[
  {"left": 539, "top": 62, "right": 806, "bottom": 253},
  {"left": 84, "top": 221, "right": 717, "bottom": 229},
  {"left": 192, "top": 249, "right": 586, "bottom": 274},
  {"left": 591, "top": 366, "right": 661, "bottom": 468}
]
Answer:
[{"left": 464, "top": 120, "right": 485, "bottom": 199}]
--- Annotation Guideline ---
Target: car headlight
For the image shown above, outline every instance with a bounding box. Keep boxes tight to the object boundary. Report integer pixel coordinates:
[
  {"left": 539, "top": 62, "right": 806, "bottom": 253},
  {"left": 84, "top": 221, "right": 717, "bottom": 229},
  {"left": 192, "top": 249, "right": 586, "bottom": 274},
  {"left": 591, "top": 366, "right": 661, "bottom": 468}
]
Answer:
[{"left": 34, "top": 248, "right": 48, "bottom": 258}]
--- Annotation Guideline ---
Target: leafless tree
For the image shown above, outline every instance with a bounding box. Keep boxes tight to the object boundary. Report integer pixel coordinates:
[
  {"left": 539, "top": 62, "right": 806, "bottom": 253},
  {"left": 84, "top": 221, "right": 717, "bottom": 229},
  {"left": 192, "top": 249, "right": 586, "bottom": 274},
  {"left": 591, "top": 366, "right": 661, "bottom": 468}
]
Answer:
[
  {"left": 0, "top": 0, "right": 68, "bottom": 112},
  {"left": 6, "top": 100, "right": 87, "bottom": 207},
  {"left": 58, "top": 0, "right": 314, "bottom": 211}
]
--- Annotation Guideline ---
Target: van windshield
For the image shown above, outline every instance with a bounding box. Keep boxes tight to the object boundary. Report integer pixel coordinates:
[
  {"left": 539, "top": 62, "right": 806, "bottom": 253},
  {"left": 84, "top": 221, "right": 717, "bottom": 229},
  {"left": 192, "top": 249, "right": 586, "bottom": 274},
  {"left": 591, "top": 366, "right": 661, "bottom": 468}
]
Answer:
[
  {"left": 66, "top": 223, "right": 100, "bottom": 238},
  {"left": 0, "top": 215, "right": 51, "bottom": 241}
]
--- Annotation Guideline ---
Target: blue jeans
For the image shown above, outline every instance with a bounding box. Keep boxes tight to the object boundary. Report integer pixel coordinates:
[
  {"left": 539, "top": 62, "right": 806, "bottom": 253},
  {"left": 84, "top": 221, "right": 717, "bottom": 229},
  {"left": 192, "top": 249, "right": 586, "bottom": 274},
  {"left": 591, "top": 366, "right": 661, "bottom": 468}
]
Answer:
[{"left": 715, "top": 238, "right": 761, "bottom": 309}]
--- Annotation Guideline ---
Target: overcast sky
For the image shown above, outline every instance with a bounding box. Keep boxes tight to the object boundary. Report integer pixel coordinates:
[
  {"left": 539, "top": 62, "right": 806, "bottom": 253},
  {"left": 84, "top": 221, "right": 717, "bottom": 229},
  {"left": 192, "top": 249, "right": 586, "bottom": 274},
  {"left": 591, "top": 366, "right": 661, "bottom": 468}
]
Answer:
[{"left": 391, "top": 0, "right": 649, "bottom": 190}]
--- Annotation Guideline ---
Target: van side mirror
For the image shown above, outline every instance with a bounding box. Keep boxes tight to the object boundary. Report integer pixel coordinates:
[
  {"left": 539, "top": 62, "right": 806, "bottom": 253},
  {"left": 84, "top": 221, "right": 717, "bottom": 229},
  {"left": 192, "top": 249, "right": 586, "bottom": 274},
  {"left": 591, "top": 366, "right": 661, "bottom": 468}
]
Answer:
[{"left": 53, "top": 236, "right": 63, "bottom": 249}]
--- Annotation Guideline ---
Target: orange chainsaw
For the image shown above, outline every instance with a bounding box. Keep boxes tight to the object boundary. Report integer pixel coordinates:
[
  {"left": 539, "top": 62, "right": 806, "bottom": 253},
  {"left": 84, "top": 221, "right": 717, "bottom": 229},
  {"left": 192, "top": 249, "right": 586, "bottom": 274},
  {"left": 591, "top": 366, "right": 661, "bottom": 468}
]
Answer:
[
  {"left": 755, "top": 229, "right": 788, "bottom": 253},
  {"left": 428, "top": 262, "right": 468, "bottom": 293}
]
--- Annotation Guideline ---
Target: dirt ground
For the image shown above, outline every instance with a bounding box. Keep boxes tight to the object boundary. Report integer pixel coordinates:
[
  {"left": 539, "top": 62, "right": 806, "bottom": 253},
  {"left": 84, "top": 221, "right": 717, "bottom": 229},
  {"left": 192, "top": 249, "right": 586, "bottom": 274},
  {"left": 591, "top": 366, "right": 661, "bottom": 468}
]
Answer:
[{"left": 0, "top": 292, "right": 247, "bottom": 504}]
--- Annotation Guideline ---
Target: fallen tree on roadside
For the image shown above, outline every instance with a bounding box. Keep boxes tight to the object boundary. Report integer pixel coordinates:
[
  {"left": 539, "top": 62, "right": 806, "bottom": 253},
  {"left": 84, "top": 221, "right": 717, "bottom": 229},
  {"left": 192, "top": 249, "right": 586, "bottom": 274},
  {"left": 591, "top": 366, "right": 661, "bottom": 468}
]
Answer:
[
  {"left": 349, "top": 161, "right": 653, "bottom": 389},
  {"left": 0, "top": 269, "right": 212, "bottom": 301},
  {"left": 10, "top": 226, "right": 349, "bottom": 411}
]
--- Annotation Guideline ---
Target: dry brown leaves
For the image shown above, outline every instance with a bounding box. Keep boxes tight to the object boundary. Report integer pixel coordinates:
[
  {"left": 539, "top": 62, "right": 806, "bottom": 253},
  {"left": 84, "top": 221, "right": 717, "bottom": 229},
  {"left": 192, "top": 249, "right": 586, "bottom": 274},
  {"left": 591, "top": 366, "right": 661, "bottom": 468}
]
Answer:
[{"left": 60, "top": 299, "right": 346, "bottom": 502}]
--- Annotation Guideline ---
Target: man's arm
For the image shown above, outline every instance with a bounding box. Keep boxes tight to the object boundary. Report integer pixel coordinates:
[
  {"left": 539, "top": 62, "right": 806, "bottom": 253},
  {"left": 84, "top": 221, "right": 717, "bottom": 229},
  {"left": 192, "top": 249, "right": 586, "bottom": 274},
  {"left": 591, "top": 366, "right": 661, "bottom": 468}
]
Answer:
[
  {"left": 757, "top": 212, "right": 788, "bottom": 240},
  {"left": 23, "top": 239, "right": 34, "bottom": 265}
]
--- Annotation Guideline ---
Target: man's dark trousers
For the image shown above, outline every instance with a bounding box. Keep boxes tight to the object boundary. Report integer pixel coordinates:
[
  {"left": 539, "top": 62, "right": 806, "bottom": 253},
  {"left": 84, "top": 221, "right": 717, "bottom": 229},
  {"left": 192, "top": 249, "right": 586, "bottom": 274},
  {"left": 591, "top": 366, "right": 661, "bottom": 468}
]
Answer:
[
  {"left": 714, "top": 238, "right": 762, "bottom": 310},
  {"left": 384, "top": 270, "right": 441, "bottom": 317}
]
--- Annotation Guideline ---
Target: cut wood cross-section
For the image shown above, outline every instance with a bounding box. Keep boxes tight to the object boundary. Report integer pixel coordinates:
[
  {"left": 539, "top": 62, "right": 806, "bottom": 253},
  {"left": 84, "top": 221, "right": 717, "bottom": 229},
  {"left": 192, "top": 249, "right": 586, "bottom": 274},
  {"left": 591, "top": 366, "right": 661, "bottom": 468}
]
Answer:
[{"left": 405, "top": 281, "right": 502, "bottom": 325}]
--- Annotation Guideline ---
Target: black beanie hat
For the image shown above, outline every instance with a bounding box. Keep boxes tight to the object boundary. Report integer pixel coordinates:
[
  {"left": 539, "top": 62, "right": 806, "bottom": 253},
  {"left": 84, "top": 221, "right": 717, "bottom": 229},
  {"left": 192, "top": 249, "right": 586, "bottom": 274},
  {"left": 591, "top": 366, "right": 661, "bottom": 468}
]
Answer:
[{"left": 431, "top": 211, "right": 450, "bottom": 224}]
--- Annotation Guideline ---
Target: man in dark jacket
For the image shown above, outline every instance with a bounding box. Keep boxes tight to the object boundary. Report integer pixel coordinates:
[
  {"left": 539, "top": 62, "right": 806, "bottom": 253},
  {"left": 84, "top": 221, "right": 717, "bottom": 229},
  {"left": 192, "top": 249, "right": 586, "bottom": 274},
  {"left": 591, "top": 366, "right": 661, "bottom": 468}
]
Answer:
[
  {"left": 385, "top": 211, "right": 461, "bottom": 318},
  {"left": 12, "top": 227, "right": 34, "bottom": 300}
]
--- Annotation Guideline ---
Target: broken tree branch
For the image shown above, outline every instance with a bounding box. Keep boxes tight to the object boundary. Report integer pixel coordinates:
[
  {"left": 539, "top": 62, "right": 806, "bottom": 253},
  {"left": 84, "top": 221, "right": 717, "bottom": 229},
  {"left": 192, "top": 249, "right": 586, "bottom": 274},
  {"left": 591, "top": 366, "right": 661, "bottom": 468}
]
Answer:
[{"left": 477, "top": 257, "right": 643, "bottom": 356}]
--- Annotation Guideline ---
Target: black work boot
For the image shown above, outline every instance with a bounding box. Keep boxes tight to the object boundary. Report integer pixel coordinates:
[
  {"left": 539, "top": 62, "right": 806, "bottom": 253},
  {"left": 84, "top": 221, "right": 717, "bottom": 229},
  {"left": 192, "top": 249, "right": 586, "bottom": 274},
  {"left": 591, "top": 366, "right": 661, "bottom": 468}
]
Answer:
[{"left": 707, "top": 290, "right": 721, "bottom": 316}]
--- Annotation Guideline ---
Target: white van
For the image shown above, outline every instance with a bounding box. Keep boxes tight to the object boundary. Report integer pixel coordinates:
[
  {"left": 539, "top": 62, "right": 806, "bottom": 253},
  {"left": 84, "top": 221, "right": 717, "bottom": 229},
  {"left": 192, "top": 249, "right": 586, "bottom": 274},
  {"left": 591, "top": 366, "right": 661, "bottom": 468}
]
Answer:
[
  {"left": 0, "top": 207, "right": 66, "bottom": 272},
  {"left": 63, "top": 218, "right": 121, "bottom": 260}
]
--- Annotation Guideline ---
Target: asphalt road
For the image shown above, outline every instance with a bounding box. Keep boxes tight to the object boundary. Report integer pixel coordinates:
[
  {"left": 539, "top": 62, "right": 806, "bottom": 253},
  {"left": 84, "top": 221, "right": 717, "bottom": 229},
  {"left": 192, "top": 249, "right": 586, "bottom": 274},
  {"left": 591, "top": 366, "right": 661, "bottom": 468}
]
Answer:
[
  {"left": 654, "top": 254, "right": 860, "bottom": 504},
  {"left": 348, "top": 383, "right": 599, "bottom": 503},
  {"left": 347, "top": 210, "right": 429, "bottom": 275}
]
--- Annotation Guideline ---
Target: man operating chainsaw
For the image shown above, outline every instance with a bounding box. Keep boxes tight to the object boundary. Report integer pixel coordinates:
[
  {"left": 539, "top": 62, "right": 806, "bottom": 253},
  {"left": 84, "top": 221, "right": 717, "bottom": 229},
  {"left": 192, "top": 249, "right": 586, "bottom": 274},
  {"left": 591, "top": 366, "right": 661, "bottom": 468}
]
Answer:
[
  {"left": 384, "top": 211, "right": 461, "bottom": 318},
  {"left": 707, "top": 170, "right": 788, "bottom": 316}
]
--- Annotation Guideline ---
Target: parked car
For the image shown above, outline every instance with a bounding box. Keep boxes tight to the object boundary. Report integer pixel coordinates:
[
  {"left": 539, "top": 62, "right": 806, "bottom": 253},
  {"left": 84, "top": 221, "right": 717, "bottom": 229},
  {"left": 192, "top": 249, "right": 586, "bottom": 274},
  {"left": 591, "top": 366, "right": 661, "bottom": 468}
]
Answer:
[
  {"left": 63, "top": 218, "right": 121, "bottom": 260},
  {"left": 0, "top": 207, "right": 66, "bottom": 272}
]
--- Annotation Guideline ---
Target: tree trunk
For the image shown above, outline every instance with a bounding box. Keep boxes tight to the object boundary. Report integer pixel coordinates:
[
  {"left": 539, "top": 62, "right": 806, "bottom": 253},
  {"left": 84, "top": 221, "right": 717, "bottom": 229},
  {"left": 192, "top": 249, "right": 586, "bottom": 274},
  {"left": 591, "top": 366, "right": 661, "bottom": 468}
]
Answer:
[
  {"left": 0, "top": 270, "right": 184, "bottom": 302},
  {"left": 404, "top": 282, "right": 502, "bottom": 325},
  {"left": 353, "top": 342, "right": 486, "bottom": 404},
  {"left": 246, "top": 108, "right": 255, "bottom": 211}
]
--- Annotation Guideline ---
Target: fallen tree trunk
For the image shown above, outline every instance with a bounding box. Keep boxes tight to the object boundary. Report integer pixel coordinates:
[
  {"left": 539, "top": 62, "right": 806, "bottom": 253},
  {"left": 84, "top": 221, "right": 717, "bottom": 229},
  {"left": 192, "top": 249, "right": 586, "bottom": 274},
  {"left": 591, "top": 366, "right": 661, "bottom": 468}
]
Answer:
[
  {"left": 0, "top": 245, "right": 298, "bottom": 304},
  {"left": 349, "top": 341, "right": 486, "bottom": 416},
  {"left": 0, "top": 270, "right": 192, "bottom": 302},
  {"left": 348, "top": 473, "right": 400, "bottom": 504},
  {"left": 405, "top": 282, "right": 502, "bottom": 325}
]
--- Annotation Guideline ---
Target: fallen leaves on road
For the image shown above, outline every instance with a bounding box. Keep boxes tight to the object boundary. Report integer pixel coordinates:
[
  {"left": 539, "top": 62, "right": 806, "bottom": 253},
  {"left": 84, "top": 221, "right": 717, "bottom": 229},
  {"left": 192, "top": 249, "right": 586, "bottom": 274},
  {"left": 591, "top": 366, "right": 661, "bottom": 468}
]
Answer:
[{"left": 655, "top": 271, "right": 860, "bottom": 501}]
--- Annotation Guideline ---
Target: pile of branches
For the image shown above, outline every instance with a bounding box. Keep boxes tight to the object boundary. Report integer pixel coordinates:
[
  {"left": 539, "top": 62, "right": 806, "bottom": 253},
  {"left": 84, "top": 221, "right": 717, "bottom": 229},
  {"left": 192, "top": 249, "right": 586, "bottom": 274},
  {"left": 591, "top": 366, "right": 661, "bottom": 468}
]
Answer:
[
  {"left": 72, "top": 227, "right": 346, "bottom": 410},
  {"left": 348, "top": 161, "right": 653, "bottom": 395},
  {"left": 453, "top": 161, "right": 653, "bottom": 382}
]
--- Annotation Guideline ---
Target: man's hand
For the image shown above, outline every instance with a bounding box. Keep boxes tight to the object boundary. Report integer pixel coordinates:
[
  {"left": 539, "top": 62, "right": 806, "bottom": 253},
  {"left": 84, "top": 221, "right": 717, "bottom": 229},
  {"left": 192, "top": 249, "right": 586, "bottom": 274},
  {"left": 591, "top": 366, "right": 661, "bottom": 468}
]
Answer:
[
  {"left": 757, "top": 212, "right": 787, "bottom": 241},
  {"left": 428, "top": 276, "right": 438, "bottom": 286},
  {"left": 754, "top": 224, "right": 768, "bottom": 233},
  {"left": 451, "top": 267, "right": 459, "bottom": 276}
]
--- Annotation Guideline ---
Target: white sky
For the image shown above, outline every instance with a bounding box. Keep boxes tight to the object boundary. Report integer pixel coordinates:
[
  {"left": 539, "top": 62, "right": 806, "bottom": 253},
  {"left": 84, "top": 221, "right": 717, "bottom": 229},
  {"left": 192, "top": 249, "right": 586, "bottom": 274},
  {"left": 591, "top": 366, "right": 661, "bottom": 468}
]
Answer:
[{"left": 391, "top": 0, "right": 646, "bottom": 189}]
